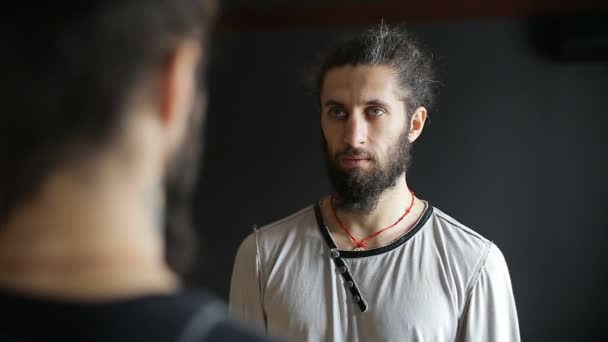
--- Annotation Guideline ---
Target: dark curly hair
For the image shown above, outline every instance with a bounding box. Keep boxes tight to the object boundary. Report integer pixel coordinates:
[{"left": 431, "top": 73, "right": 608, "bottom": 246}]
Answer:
[{"left": 312, "top": 23, "right": 440, "bottom": 117}]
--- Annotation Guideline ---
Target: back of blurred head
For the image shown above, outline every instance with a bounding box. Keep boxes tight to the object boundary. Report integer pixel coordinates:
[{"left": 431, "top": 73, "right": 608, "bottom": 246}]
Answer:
[{"left": 0, "top": 0, "right": 216, "bottom": 294}]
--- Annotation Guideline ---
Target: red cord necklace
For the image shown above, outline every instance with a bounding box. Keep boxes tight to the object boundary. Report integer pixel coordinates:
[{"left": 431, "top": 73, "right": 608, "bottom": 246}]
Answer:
[{"left": 330, "top": 189, "right": 416, "bottom": 251}]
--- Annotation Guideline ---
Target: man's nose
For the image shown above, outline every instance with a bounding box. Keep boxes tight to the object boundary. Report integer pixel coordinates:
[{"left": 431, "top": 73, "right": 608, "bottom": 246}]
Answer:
[{"left": 343, "top": 114, "right": 368, "bottom": 147}]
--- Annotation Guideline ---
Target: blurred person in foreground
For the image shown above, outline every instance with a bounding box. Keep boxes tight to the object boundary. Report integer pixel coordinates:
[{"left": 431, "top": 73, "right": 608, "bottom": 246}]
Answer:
[
  {"left": 230, "top": 24, "right": 520, "bottom": 341},
  {"left": 0, "top": 2, "right": 267, "bottom": 341}
]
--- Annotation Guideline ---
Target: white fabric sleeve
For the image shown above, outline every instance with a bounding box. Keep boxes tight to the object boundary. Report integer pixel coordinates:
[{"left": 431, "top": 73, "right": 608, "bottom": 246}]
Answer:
[
  {"left": 457, "top": 243, "right": 521, "bottom": 342},
  {"left": 229, "top": 231, "right": 267, "bottom": 331}
]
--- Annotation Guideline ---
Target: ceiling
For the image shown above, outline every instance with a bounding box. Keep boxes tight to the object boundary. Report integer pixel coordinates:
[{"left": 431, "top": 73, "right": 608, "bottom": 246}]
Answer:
[{"left": 217, "top": 0, "right": 608, "bottom": 31}]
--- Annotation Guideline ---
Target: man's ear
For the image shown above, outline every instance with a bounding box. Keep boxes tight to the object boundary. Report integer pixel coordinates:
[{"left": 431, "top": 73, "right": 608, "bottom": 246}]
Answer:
[
  {"left": 158, "top": 40, "right": 202, "bottom": 149},
  {"left": 408, "top": 106, "right": 428, "bottom": 143}
]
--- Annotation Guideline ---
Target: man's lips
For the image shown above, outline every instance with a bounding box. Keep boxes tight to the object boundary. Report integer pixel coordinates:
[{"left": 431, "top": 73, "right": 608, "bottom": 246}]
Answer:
[{"left": 340, "top": 156, "right": 370, "bottom": 167}]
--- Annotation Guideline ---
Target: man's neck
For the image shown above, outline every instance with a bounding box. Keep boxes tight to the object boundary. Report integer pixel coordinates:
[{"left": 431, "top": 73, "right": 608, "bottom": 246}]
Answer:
[
  {"left": 0, "top": 151, "right": 178, "bottom": 301},
  {"left": 323, "top": 176, "right": 425, "bottom": 249}
]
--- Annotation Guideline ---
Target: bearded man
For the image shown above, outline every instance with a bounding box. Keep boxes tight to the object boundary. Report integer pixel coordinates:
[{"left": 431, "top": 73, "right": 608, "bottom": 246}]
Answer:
[{"left": 229, "top": 24, "right": 520, "bottom": 342}]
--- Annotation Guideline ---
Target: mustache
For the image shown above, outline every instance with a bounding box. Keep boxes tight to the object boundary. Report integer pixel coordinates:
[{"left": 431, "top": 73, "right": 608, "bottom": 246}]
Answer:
[{"left": 334, "top": 147, "right": 375, "bottom": 160}]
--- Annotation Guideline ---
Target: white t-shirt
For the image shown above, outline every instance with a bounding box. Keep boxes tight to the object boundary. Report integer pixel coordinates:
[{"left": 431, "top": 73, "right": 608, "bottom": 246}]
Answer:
[{"left": 229, "top": 202, "right": 520, "bottom": 342}]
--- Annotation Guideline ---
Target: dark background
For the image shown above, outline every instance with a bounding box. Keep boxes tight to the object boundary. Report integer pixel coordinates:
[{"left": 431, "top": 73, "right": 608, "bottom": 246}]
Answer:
[{"left": 190, "top": 2, "right": 608, "bottom": 341}]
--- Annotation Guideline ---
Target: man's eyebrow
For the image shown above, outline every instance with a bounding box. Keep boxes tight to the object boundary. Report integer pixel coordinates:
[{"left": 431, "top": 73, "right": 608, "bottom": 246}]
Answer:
[
  {"left": 323, "top": 99, "right": 344, "bottom": 107},
  {"left": 323, "top": 99, "right": 395, "bottom": 107},
  {"left": 366, "top": 99, "right": 391, "bottom": 107}
]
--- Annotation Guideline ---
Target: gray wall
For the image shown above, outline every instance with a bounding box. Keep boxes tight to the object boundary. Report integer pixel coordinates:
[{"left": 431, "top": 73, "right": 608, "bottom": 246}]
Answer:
[{"left": 192, "top": 18, "right": 608, "bottom": 341}]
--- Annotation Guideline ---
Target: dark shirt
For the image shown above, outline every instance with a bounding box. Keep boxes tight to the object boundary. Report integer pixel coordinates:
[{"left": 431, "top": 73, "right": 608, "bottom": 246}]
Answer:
[{"left": 0, "top": 288, "right": 269, "bottom": 342}]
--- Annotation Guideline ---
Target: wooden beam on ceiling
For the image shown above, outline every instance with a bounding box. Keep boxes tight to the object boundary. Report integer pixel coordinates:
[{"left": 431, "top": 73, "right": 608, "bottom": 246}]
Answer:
[{"left": 218, "top": 0, "right": 608, "bottom": 32}]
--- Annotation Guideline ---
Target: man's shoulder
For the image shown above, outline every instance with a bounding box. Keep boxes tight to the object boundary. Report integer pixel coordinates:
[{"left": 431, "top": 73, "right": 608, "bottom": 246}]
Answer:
[
  {"left": 259, "top": 205, "right": 317, "bottom": 234},
  {"left": 99, "top": 291, "right": 270, "bottom": 342},
  {"left": 427, "top": 206, "right": 495, "bottom": 273},
  {"left": 239, "top": 205, "right": 317, "bottom": 246},
  {"left": 165, "top": 291, "right": 269, "bottom": 342},
  {"left": 430, "top": 206, "right": 491, "bottom": 247},
  {"left": 426, "top": 206, "right": 511, "bottom": 303},
  {"left": 0, "top": 289, "right": 269, "bottom": 342},
  {"left": 235, "top": 204, "right": 320, "bottom": 265}
]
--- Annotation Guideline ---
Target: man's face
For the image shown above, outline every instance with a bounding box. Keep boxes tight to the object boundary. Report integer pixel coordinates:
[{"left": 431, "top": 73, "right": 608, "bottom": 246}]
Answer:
[{"left": 320, "top": 65, "right": 412, "bottom": 214}]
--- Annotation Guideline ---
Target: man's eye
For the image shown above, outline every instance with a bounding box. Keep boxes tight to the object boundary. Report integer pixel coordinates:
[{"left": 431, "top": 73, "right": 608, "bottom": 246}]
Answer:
[
  {"left": 366, "top": 107, "right": 386, "bottom": 117},
  {"left": 329, "top": 108, "right": 347, "bottom": 118}
]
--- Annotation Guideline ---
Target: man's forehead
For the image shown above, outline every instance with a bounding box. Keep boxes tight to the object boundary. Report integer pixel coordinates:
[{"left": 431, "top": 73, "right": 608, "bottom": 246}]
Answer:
[{"left": 321, "top": 65, "right": 404, "bottom": 104}]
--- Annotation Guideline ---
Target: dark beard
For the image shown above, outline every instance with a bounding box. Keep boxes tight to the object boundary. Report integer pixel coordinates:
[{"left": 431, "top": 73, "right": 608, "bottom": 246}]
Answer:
[
  {"left": 163, "top": 92, "right": 206, "bottom": 276},
  {"left": 322, "top": 129, "right": 412, "bottom": 215}
]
